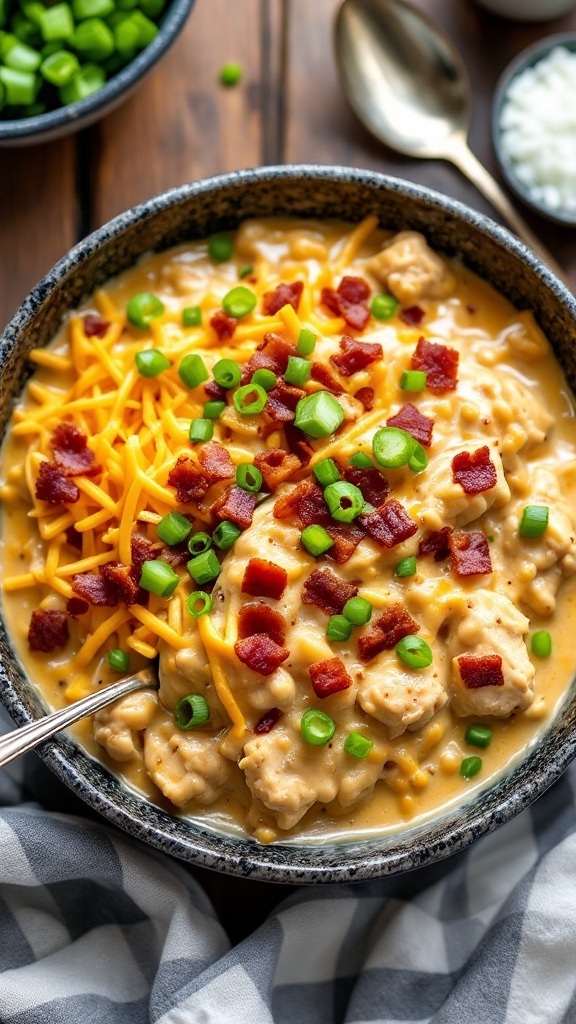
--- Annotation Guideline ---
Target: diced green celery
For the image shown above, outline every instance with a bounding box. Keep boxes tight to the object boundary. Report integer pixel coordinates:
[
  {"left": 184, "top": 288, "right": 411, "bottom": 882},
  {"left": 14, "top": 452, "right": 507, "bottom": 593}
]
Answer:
[
  {"left": 11, "top": 12, "right": 42, "bottom": 46},
  {"left": 59, "top": 60, "right": 104, "bottom": 103},
  {"left": 41, "top": 40, "right": 62, "bottom": 56},
  {"left": 3, "top": 38, "right": 42, "bottom": 71},
  {"left": 0, "top": 65, "right": 39, "bottom": 104},
  {"left": 129, "top": 9, "right": 157, "bottom": 46},
  {"left": 72, "top": 0, "right": 114, "bottom": 18},
  {"left": 106, "top": 9, "right": 129, "bottom": 25},
  {"left": 113, "top": 15, "right": 138, "bottom": 57},
  {"left": 138, "top": 0, "right": 165, "bottom": 16},
  {"left": 73, "top": 17, "right": 114, "bottom": 59},
  {"left": 117, "top": 0, "right": 139, "bottom": 9},
  {"left": 20, "top": 1, "right": 45, "bottom": 26},
  {"left": 40, "top": 48, "right": 79, "bottom": 85},
  {"left": 39, "top": 3, "right": 75, "bottom": 42}
]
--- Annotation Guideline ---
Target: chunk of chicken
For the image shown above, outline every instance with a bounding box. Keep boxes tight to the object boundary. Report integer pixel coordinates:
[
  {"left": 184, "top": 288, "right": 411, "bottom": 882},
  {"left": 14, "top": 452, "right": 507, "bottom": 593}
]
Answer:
[
  {"left": 143, "top": 707, "right": 232, "bottom": 808},
  {"left": 367, "top": 231, "right": 456, "bottom": 304},
  {"left": 357, "top": 660, "right": 448, "bottom": 738},
  {"left": 414, "top": 438, "right": 510, "bottom": 531},
  {"left": 93, "top": 691, "right": 158, "bottom": 762}
]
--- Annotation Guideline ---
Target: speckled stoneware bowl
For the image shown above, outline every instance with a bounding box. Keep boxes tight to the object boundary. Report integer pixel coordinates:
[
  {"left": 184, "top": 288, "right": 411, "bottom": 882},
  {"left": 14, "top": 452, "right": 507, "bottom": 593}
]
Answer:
[
  {"left": 1, "top": 165, "right": 576, "bottom": 883},
  {"left": 0, "top": 0, "right": 194, "bottom": 147}
]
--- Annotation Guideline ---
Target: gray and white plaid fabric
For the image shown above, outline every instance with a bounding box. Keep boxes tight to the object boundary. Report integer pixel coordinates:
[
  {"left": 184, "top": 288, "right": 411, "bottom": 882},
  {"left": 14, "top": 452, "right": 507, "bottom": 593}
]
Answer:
[{"left": 1, "top": 717, "right": 575, "bottom": 1023}]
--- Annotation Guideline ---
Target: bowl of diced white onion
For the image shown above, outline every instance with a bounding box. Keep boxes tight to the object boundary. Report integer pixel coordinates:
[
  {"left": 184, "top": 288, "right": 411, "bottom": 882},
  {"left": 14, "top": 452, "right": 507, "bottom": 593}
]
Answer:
[{"left": 492, "top": 34, "right": 576, "bottom": 226}]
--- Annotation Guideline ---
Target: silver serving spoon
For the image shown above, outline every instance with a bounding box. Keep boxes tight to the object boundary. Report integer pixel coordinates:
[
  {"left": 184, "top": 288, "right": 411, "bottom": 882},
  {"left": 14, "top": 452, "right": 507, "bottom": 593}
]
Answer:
[
  {"left": 0, "top": 667, "right": 158, "bottom": 770},
  {"left": 335, "top": 0, "right": 564, "bottom": 278}
]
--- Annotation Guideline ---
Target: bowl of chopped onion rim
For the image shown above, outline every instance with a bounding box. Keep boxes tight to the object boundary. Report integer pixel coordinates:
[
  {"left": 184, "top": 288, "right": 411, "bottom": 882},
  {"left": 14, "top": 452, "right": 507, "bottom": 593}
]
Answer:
[
  {"left": 2, "top": 165, "right": 576, "bottom": 884},
  {"left": 0, "top": 0, "right": 193, "bottom": 146},
  {"left": 492, "top": 34, "right": 576, "bottom": 226}
]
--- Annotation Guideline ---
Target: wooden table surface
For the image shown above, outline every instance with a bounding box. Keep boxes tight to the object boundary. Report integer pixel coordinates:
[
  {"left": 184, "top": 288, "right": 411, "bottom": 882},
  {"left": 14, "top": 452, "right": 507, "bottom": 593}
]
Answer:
[{"left": 4, "top": 0, "right": 576, "bottom": 935}]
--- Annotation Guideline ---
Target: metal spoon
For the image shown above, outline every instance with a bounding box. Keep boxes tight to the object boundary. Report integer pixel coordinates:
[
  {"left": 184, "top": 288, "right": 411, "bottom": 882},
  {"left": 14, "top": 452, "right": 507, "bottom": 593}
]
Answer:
[
  {"left": 335, "top": 0, "right": 564, "bottom": 278},
  {"left": 0, "top": 667, "right": 158, "bottom": 770}
]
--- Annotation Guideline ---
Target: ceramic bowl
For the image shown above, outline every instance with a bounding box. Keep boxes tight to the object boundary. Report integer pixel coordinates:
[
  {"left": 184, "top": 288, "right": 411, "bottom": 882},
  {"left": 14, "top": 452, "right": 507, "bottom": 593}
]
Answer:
[
  {"left": 0, "top": 0, "right": 194, "bottom": 147},
  {"left": 1, "top": 165, "right": 576, "bottom": 883}
]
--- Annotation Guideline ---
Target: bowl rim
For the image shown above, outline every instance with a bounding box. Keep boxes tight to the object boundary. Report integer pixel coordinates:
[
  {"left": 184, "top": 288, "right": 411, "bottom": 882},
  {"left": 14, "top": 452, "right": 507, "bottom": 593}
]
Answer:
[
  {"left": 2, "top": 163, "right": 576, "bottom": 883},
  {"left": 492, "top": 31, "right": 576, "bottom": 226}
]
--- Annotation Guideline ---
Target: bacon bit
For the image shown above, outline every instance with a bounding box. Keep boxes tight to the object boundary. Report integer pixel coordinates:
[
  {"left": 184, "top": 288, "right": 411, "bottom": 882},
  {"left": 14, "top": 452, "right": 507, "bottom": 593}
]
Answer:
[
  {"left": 213, "top": 485, "right": 257, "bottom": 530},
  {"left": 167, "top": 456, "right": 210, "bottom": 503},
  {"left": 283, "top": 424, "right": 314, "bottom": 467},
  {"left": 210, "top": 310, "right": 237, "bottom": 340},
  {"left": 310, "top": 362, "right": 344, "bottom": 393},
  {"left": 242, "top": 332, "right": 296, "bottom": 382},
  {"left": 450, "top": 531, "right": 492, "bottom": 576},
  {"left": 273, "top": 479, "right": 330, "bottom": 528},
  {"left": 411, "top": 337, "right": 458, "bottom": 393},
  {"left": 65, "top": 525, "right": 82, "bottom": 550},
  {"left": 343, "top": 466, "right": 389, "bottom": 507},
  {"left": 326, "top": 522, "right": 365, "bottom": 564},
  {"left": 234, "top": 634, "right": 289, "bottom": 676},
  {"left": 254, "top": 448, "right": 301, "bottom": 491},
  {"left": 360, "top": 499, "right": 417, "bottom": 548},
  {"left": 262, "top": 381, "right": 305, "bottom": 430},
  {"left": 131, "top": 533, "right": 156, "bottom": 572},
  {"left": 331, "top": 335, "right": 383, "bottom": 377},
  {"left": 418, "top": 527, "right": 453, "bottom": 562},
  {"left": 386, "top": 403, "right": 434, "bottom": 447},
  {"left": 457, "top": 654, "right": 504, "bottom": 689},
  {"left": 302, "top": 568, "right": 358, "bottom": 616},
  {"left": 262, "top": 281, "right": 304, "bottom": 317},
  {"left": 71, "top": 572, "right": 114, "bottom": 606},
  {"left": 50, "top": 423, "right": 98, "bottom": 477},
  {"left": 241, "top": 558, "right": 288, "bottom": 600},
  {"left": 100, "top": 562, "right": 140, "bottom": 605},
  {"left": 159, "top": 542, "right": 190, "bottom": 568},
  {"left": 238, "top": 602, "right": 286, "bottom": 646},
  {"left": 400, "top": 305, "right": 425, "bottom": 327},
  {"left": 83, "top": 314, "right": 110, "bottom": 338},
  {"left": 339, "top": 276, "right": 371, "bottom": 304},
  {"left": 309, "top": 657, "right": 352, "bottom": 699},
  {"left": 358, "top": 605, "right": 419, "bottom": 662},
  {"left": 66, "top": 596, "right": 89, "bottom": 617},
  {"left": 254, "top": 708, "right": 283, "bottom": 734},
  {"left": 28, "top": 609, "right": 69, "bottom": 652},
  {"left": 322, "top": 276, "right": 371, "bottom": 331},
  {"left": 452, "top": 446, "right": 497, "bottom": 496},
  {"left": 198, "top": 441, "right": 235, "bottom": 482},
  {"left": 354, "top": 386, "right": 374, "bottom": 411},
  {"left": 35, "top": 462, "right": 80, "bottom": 505},
  {"left": 204, "top": 379, "right": 226, "bottom": 401}
]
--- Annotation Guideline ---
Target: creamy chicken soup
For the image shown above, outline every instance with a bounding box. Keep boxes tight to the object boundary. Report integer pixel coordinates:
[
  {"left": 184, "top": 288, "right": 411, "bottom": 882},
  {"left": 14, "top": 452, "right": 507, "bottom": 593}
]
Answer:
[{"left": 2, "top": 217, "right": 576, "bottom": 846}]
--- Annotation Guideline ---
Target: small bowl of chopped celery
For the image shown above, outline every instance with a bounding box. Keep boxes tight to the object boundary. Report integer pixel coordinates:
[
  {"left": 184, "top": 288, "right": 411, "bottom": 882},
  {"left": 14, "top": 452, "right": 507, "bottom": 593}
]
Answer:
[{"left": 0, "top": 0, "right": 193, "bottom": 144}]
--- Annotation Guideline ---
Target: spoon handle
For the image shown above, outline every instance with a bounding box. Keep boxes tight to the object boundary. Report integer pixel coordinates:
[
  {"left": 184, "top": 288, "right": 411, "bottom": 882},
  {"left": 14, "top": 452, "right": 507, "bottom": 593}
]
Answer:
[
  {"left": 449, "top": 141, "right": 565, "bottom": 282},
  {"left": 0, "top": 667, "right": 158, "bottom": 770}
]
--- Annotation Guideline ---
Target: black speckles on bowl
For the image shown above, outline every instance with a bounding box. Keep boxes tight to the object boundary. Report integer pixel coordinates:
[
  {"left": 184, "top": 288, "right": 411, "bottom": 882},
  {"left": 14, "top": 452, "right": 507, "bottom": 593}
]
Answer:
[{"left": 1, "top": 165, "right": 576, "bottom": 883}]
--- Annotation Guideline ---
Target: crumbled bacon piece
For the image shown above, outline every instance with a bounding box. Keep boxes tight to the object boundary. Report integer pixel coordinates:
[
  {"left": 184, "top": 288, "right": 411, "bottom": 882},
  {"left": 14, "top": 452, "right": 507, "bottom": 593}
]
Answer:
[
  {"left": 234, "top": 634, "right": 289, "bottom": 676},
  {"left": 309, "top": 657, "right": 352, "bottom": 698},
  {"left": 411, "top": 337, "right": 458, "bottom": 393},
  {"left": 71, "top": 572, "right": 114, "bottom": 606},
  {"left": 254, "top": 708, "right": 283, "bottom": 734},
  {"left": 321, "top": 276, "right": 371, "bottom": 331},
  {"left": 331, "top": 335, "right": 383, "bottom": 377},
  {"left": 66, "top": 597, "right": 89, "bottom": 617},
  {"left": 242, "top": 332, "right": 296, "bottom": 382},
  {"left": 310, "top": 362, "right": 344, "bottom": 393},
  {"left": 400, "top": 305, "right": 425, "bottom": 327},
  {"left": 241, "top": 558, "right": 288, "bottom": 600},
  {"left": 35, "top": 462, "right": 79, "bottom": 505},
  {"left": 452, "top": 446, "right": 497, "bottom": 495},
  {"left": 302, "top": 568, "right": 358, "bottom": 616},
  {"left": 100, "top": 562, "right": 140, "bottom": 605},
  {"left": 386, "top": 403, "right": 434, "bottom": 447},
  {"left": 167, "top": 456, "right": 210, "bottom": 503},
  {"left": 238, "top": 602, "right": 286, "bottom": 647},
  {"left": 262, "top": 381, "right": 305, "bottom": 430},
  {"left": 204, "top": 379, "right": 226, "bottom": 401},
  {"left": 210, "top": 310, "right": 237, "bottom": 340},
  {"left": 450, "top": 531, "right": 492, "bottom": 576},
  {"left": 159, "top": 542, "right": 190, "bottom": 568},
  {"left": 339, "top": 276, "right": 371, "bottom": 304},
  {"left": 50, "top": 423, "right": 98, "bottom": 477},
  {"left": 360, "top": 499, "right": 417, "bottom": 548},
  {"left": 254, "top": 449, "right": 301, "bottom": 491},
  {"left": 65, "top": 525, "right": 82, "bottom": 550},
  {"left": 326, "top": 522, "right": 365, "bottom": 564},
  {"left": 198, "top": 441, "right": 235, "bottom": 482},
  {"left": 283, "top": 424, "right": 314, "bottom": 467},
  {"left": 131, "top": 533, "right": 156, "bottom": 572},
  {"left": 354, "top": 386, "right": 374, "bottom": 411},
  {"left": 358, "top": 605, "right": 419, "bottom": 662},
  {"left": 213, "top": 485, "right": 257, "bottom": 530},
  {"left": 28, "top": 609, "right": 69, "bottom": 652},
  {"left": 418, "top": 527, "right": 453, "bottom": 562},
  {"left": 273, "top": 479, "right": 330, "bottom": 528},
  {"left": 343, "top": 466, "right": 389, "bottom": 507},
  {"left": 262, "top": 280, "right": 304, "bottom": 316},
  {"left": 83, "top": 314, "right": 109, "bottom": 338},
  {"left": 457, "top": 654, "right": 504, "bottom": 689}
]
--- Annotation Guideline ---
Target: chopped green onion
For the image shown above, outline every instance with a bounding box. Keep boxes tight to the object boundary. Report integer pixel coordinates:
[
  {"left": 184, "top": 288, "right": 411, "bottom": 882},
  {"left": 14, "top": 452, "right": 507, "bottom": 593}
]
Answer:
[
  {"left": 400, "top": 369, "right": 427, "bottom": 392},
  {"left": 284, "top": 355, "right": 311, "bottom": 387},
  {"left": 297, "top": 328, "right": 316, "bottom": 356},
  {"left": 213, "top": 358, "right": 241, "bottom": 389},
  {"left": 140, "top": 559, "right": 179, "bottom": 597},
  {"left": 182, "top": 305, "right": 202, "bottom": 327},
  {"left": 187, "top": 549, "right": 221, "bottom": 585},
  {"left": 531, "top": 630, "right": 552, "bottom": 657},
  {"left": 371, "top": 294, "right": 398, "bottom": 320},
  {"left": 39, "top": 3, "right": 74, "bottom": 42},
  {"left": 59, "top": 61, "right": 104, "bottom": 103},
  {"left": 324, "top": 480, "right": 364, "bottom": 523},
  {"left": 233, "top": 382, "right": 268, "bottom": 416},
  {"left": 300, "top": 524, "right": 334, "bottom": 557},
  {"left": 212, "top": 520, "right": 241, "bottom": 550},
  {"left": 175, "top": 694, "right": 210, "bottom": 729},
  {"left": 73, "top": 17, "right": 114, "bottom": 60},
  {"left": 396, "top": 635, "right": 433, "bottom": 669},
  {"left": 0, "top": 65, "right": 38, "bottom": 103},
  {"left": 208, "top": 234, "right": 233, "bottom": 262},
  {"left": 465, "top": 724, "right": 492, "bottom": 748},
  {"left": 186, "top": 591, "right": 213, "bottom": 618},
  {"left": 222, "top": 285, "right": 256, "bottom": 319},
  {"left": 344, "top": 731, "right": 373, "bottom": 759},
  {"left": 189, "top": 418, "right": 213, "bottom": 444},
  {"left": 108, "top": 648, "right": 129, "bottom": 672},
  {"left": 349, "top": 452, "right": 372, "bottom": 469},
  {"left": 135, "top": 349, "right": 170, "bottom": 377},
  {"left": 251, "top": 368, "right": 277, "bottom": 391},
  {"left": 460, "top": 755, "right": 482, "bottom": 780},
  {"left": 372, "top": 426, "right": 415, "bottom": 469},
  {"left": 294, "top": 391, "right": 344, "bottom": 438},
  {"left": 127, "top": 291, "right": 165, "bottom": 329},
  {"left": 239, "top": 265, "right": 253, "bottom": 279},
  {"left": 313, "top": 458, "right": 340, "bottom": 487},
  {"left": 408, "top": 442, "right": 428, "bottom": 474},
  {"left": 301, "top": 708, "right": 335, "bottom": 746},
  {"left": 204, "top": 400, "right": 226, "bottom": 420},
  {"left": 156, "top": 511, "right": 191, "bottom": 546},
  {"left": 40, "top": 48, "right": 78, "bottom": 84},
  {"left": 235, "top": 463, "right": 262, "bottom": 493},
  {"left": 519, "top": 505, "right": 549, "bottom": 538},
  {"left": 219, "top": 61, "right": 242, "bottom": 86},
  {"left": 343, "top": 596, "right": 373, "bottom": 625},
  {"left": 326, "top": 614, "right": 352, "bottom": 642},
  {"left": 394, "top": 556, "right": 417, "bottom": 577},
  {"left": 188, "top": 532, "right": 213, "bottom": 556},
  {"left": 178, "top": 353, "right": 208, "bottom": 389}
]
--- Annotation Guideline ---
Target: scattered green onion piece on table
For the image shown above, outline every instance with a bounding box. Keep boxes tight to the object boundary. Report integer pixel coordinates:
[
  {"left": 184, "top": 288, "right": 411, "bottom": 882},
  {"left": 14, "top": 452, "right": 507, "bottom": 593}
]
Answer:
[
  {"left": 179, "top": 353, "right": 208, "bottom": 389},
  {"left": 349, "top": 452, "right": 372, "bottom": 469},
  {"left": 343, "top": 596, "right": 373, "bottom": 626},
  {"left": 327, "top": 614, "right": 352, "bottom": 642},
  {"left": 40, "top": 48, "right": 78, "bottom": 84},
  {"left": 108, "top": 648, "right": 129, "bottom": 672},
  {"left": 400, "top": 369, "right": 427, "bottom": 392},
  {"left": 59, "top": 61, "right": 105, "bottom": 103},
  {"left": 0, "top": 65, "right": 38, "bottom": 103},
  {"left": 284, "top": 355, "right": 311, "bottom": 387},
  {"left": 371, "top": 294, "right": 398, "bottom": 320},
  {"left": 239, "top": 265, "right": 253, "bottom": 279},
  {"left": 294, "top": 391, "right": 344, "bottom": 438},
  {"left": 233, "top": 383, "right": 268, "bottom": 416},
  {"left": 213, "top": 358, "right": 241, "bottom": 389},
  {"left": 222, "top": 285, "right": 256, "bottom": 319},
  {"left": 188, "top": 532, "right": 212, "bottom": 556},
  {"left": 531, "top": 630, "right": 552, "bottom": 657},
  {"left": 208, "top": 234, "right": 233, "bottom": 262},
  {"left": 212, "top": 520, "right": 241, "bottom": 550},
  {"left": 135, "top": 349, "right": 170, "bottom": 377},
  {"left": 300, "top": 524, "right": 334, "bottom": 557},
  {"left": 465, "top": 724, "right": 492, "bottom": 748},
  {"left": 186, "top": 591, "right": 213, "bottom": 618},
  {"left": 313, "top": 458, "right": 340, "bottom": 487},
  {"left": 519, "top": 505, "right": 549, "bottom": 538},
  {"left": 219, "top": 61, "right": 242, "bottom": 86},
  {"left": 127, "top": 291, "right": 164, "bottom": 329},
  {"left": 394, "top": 556, "right": 417, "bottom": 578},
  {"left": 324, "top": 480, "right": 364, "bottom": 523},
  {"left": 139, "top": 559, "right": 179, "bottom": 597},
  {"left": 73, "top": 17, "right": 114, "bottom": 60},
  {"left": 408, "top": 442, "right": 428, "bottom": 474},
  {"left": 301, "top": 708, "right": 335, "bottom": 746},
  {"left": 297, "top": 328, "right": 316, "bottom": 356},
  {"left": 372, "top": 426, "right": 415, "bottom": 469},
  {"left": 175, "top": 694, "right": 210, "bottom": 730},
  {"left": 156, "top": 511, "right": 191, "bottom": 546},
  {"left": 236, "top": 463, "right": 262, "bottom": 493},
  {"left": 189, "top": 418, "right": 213, "bottom": 443},
  {"left": 396, "top": 634, "right": 433, "bottom": 669},
  {"left": 187, "top": 549, "right": 221, "bottom": 585},
  {"left": 344, "top": 732, "right": 373, "bottom": 759},
  {"left": 204, "top": 400, "right": 226, "bottom": 420},
  {"left": 182, "top": 305, "right": 202, "bottom": 327},
  {"left": 251, "top": 368, "right": 277, "bottom": 391},
  {"left": 460, "top": 755, "right": 482, "bottom": 780},
  {"left": 39, "top": 3, "right": 75, "bottom": 42}
]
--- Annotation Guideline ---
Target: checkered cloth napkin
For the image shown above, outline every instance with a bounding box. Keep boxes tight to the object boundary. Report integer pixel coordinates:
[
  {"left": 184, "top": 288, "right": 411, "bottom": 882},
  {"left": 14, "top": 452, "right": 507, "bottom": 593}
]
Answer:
[{"left": 1, "top": 717, "right": 576, "bottom": 1024}]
